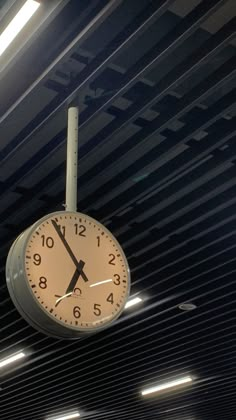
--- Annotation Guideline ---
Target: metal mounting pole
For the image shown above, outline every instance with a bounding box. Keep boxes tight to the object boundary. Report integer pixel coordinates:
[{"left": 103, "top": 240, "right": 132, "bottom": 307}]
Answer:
[{"left": 65, "top": 106, "right": 79, "bottom": 212}]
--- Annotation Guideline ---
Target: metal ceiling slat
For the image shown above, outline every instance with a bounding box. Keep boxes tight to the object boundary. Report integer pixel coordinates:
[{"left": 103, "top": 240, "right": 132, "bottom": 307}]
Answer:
[
  {"left": 0, "top": 38, "right": 233, "bottom": 243},
  {"left": 130, "top": 213, "right": 236, "bottom": 270},
  {"left": 0, "top": 0, "right": 228, "bottom": 177},
  {"left": 2, "top": 335, "right": 233, "bottom": 411},
  {"left": 0, "top": 0, "right": 172, "bottom": 164},
  {"left": 0, "top": 186, "right": 234, "bottom": 282},
  {"left": 6, "top": 381, "right": 236, "bottom": 420},
  {"left": 2, "top": 282, "right": 234, "bottom": 395},
  {"left": 2, "top": 318, "right": 235, "bottom": 416},
  {"left": 0, "top": 135, "right": 235, "bottom": 270},
  {"left": 79, "top": 17, "right": 236, "bottom": 163},
  {"left": 81, "top": 66, "right": 236, "bottom": 211},
  {"left": 4, "top": 372, "right": 235, "bottom": 418},
  {"left": 4, "top": 361, "right": 235, "bottom": 417},
  {"left": 6, "top": 371, "right": 236, "bottom": 420},
  {"left": 0, "top": 88, "right": 232, "bottom": 246},
  {"left": 96, "top": 92, "right": 234, "bottom": 223},
  {"left": 2, "top": 306, "right": 234, "bottom": 387},
  {"left": 125, "top": 189, "right": 236, "bottom": 257},
  {"left": 1, "top": 300, "right": 234, "bottom": 388},
  {"left": 0, "top": 296, "right": 233, "bottom": 392},
  {"left": 1, "top": 296, "right": 234, "bottom": 396},
  {"left": 58, "top": 380, "right": 236, "bottom": 418},
  {"left": 0, "top": 1, "right": 235, "bottom": 418},
  {"left": 0, "top": 228, "right": 235, "bottom": 306},
  {"left": 79, "top": 0, "right": 230, "bottom": 132},
  {"left": 0, "top": 0, "right": 123, "bottom": 120},
  {"left": 89, "top": 381, "right": 236, "bottom": 417},
  {"left": 118, "top": 162, "right": 236, "bottom": 250},
  {"left": 0, "top": 230, "right": 235, "bottom": 354},
  {"left": 1, "top": 227, "right": 235, "bottom": 345},
  {"left": 30, "top": 400, "right": 236, "bottom": 420},
  {"left": 2, "top": 338, "right": 234, "bottom": 415}
]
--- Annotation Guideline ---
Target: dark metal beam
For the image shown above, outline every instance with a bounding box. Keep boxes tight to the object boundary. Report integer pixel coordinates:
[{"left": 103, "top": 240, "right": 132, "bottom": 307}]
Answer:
[
  {"left": 79, "top": 17, "right": 236, "bottom": 161},
  {"left": 79, "top": 59, "right": 236, "bottom": 209},
  {"left": 96, "top": 89, "right": 236, "bottom": 220},
  {"left": 0, "top": 0, "right": 227, "bottom": 166},
  {"left": 0, "top": 88, "right": 234, "bottom": 256},
  {"left": 0, "top": 0, "right": 173, "bottom": 160}
]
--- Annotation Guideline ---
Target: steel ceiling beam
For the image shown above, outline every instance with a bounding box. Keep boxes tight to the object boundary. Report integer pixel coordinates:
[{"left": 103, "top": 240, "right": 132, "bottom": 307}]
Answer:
[
  {"left": 0, "top": 13, "right": 233, "bottom": 226},
  {"left": 0, "top": 0, "right": 227, "bottom": 166},
  {"left": 80, "top": 61, "right": 236, "bottom": 210},
  {"left": 0, "top": 0, "right": 173, "bottom": 159}
]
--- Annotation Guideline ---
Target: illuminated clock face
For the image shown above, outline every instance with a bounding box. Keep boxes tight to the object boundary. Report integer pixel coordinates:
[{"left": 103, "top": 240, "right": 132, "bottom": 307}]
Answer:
[{"left": 24, "top": 212, "right": 130, "bottom": 331}]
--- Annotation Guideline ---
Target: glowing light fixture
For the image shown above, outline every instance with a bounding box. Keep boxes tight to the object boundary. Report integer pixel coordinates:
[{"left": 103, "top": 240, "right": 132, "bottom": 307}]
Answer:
[
  {"left": 0, "top": 0, "right": 40, "bottom": 56},
  {"left": 49, "top": 414, "right": 80, "bottom": 420},
  {"left": 141, "top": 376, "right": 193, "bottom": 396},
  {"left": 0, "top": 352, "right": 25, "bottom": 368},
  {"left": 125, "top": 296, "right": 142, "bottom": 309},
  {"left": 179, "top": 302, "right": 197, "bottom": 311}
]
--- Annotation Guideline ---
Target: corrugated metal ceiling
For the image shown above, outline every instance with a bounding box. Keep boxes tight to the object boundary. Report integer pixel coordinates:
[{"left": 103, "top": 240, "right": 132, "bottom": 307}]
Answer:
[{"left": 0, "top": 0, "right": 235, "bottom": 419}]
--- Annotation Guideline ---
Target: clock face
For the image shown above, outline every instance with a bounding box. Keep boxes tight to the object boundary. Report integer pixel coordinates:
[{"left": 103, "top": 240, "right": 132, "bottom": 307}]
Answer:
[{"left": 23, "top": 212, "right": 130, "bottom": 331}]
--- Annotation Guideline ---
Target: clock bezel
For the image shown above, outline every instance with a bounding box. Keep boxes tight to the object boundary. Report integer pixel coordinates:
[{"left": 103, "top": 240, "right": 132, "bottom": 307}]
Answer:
[{"left": 6, "top": 211, "right": 130, "bottom": 339}]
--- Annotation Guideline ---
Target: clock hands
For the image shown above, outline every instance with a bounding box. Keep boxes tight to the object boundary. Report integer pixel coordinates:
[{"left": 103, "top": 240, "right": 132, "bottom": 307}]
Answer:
[
  {"left": 51, "top": 219, "right": 89, "bottom": 307},
  {"left": 55, "top": 265, "right": 84, "bottom": 307},
  {"left": 55, "top": 288, "right": 84, "bottom": 306},
  {"left": 90, "top": 279, "right": 113, "bottom": 288},
  {"left": 55, "top": 292, "right": 73, "bottom": 307},
  {"left": 66, "top": 260, "right": 85, "bottom": 294},
  {"left": 51, "top": 219, "right": 89, "bottom": 283}
]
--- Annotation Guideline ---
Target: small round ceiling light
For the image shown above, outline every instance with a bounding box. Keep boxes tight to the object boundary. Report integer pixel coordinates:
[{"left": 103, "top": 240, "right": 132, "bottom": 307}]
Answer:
[{"left": 179, "top": 302, "right": 197, "bottom": 311}]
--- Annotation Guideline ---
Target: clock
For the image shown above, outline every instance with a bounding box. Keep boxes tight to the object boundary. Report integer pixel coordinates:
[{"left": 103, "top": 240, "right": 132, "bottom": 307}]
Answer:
[{"left": 6, "top": 211, "right": 130, "bottom": 338}]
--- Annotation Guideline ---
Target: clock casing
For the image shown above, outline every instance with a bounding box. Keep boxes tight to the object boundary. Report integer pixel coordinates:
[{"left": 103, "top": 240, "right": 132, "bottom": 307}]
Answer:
[{"left": 6, "top": 211, "right": 130, "bottom": 339}]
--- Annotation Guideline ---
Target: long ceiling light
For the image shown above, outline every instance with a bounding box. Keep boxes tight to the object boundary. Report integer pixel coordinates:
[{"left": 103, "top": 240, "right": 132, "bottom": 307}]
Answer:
[
  {"left": 141, "top": 376, "right": 193, "bottom": 396},
  {"left": 0, "top": 352, "right": 25, "bottom": 368},
  {"left": 125, "top": 296, "right": 143, "bottom": 309},
  {"left": 0, "top": 0, "right": 40, "bottom": 56},
  {"left": 47, "top": 413, "right": 80, "bottom": 420}
]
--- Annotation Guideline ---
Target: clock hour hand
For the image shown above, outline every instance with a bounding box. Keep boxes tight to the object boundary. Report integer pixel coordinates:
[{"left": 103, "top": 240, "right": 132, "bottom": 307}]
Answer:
[
  {"left": 55, "top": 265, "right": 83, "bottom": 307},
  {"left": 66, "top": 260, "right": 85, "bottom": 294},
  {"left": 51, "top": 219, "right": 88, "bottom": 283}
]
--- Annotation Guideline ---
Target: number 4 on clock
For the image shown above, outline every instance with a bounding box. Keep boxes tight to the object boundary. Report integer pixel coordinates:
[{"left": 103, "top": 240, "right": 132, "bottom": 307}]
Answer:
[{"left": 107, "top": 293, "right": 114, "bottom": 304}]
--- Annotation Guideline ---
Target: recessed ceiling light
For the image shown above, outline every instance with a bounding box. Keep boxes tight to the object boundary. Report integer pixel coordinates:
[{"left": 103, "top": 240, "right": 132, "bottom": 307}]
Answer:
[
  {"left": 125, "top": 296, "right": 143, "bottom": 309},
  {"left": 0, "top": 352, "right": 25, "bottom": 368},
  {"left": 179, "top": 302, "right": 197, "bottom": 311},
  {"left": 0, "top": 0, "right": 40, "bottom": 56},
  {"left": 47, "top": 413, "right": 80, "bottom": 420},
  {"left": 141, "top": 376, "right": 193, "bottom": 396}
]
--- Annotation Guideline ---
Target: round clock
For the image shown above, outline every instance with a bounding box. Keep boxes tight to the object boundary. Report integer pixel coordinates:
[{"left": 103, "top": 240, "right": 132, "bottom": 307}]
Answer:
[{"left": 6, "top": 211, "right": 130, "bottom": 338}]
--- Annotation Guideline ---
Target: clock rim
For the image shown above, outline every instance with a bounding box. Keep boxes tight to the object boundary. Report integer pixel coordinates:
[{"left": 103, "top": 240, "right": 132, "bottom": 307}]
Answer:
[{"left": 14, "top": 211, "right": 131, "bottom": 334}]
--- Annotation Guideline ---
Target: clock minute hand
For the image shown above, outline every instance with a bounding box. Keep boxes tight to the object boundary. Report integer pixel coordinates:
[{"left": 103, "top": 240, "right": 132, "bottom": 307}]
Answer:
[{"left": 51, "top": 219, "right": 88, "bottom": 283}]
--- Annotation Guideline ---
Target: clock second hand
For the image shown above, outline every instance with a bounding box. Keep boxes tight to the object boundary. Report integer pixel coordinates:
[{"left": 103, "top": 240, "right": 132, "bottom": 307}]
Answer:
[{"left": 55, "top": 292, "right": 73, "bottom": 307}]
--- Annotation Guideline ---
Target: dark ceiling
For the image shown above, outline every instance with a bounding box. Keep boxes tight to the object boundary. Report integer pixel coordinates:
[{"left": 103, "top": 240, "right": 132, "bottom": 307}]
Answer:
[{"left": 0, "top": 0, "right": 236, "bottom": 419}]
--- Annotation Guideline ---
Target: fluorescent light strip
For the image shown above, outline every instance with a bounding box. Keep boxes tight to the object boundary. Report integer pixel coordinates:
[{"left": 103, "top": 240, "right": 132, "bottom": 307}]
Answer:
[
  {"left": 0, "top": 0, "right": 40, "bottom": 56},
  {"left": 125, "top": 297, "right": 142, "bottom": 309},
  {"left": 48, "top": 413, "right": 80, "bottom": 420},
  {"left": 141, "top": 376, "right": 193, "bottom": 396},
  {"left": 0, "top": 352, "right": 25, "bottom": 368}
]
